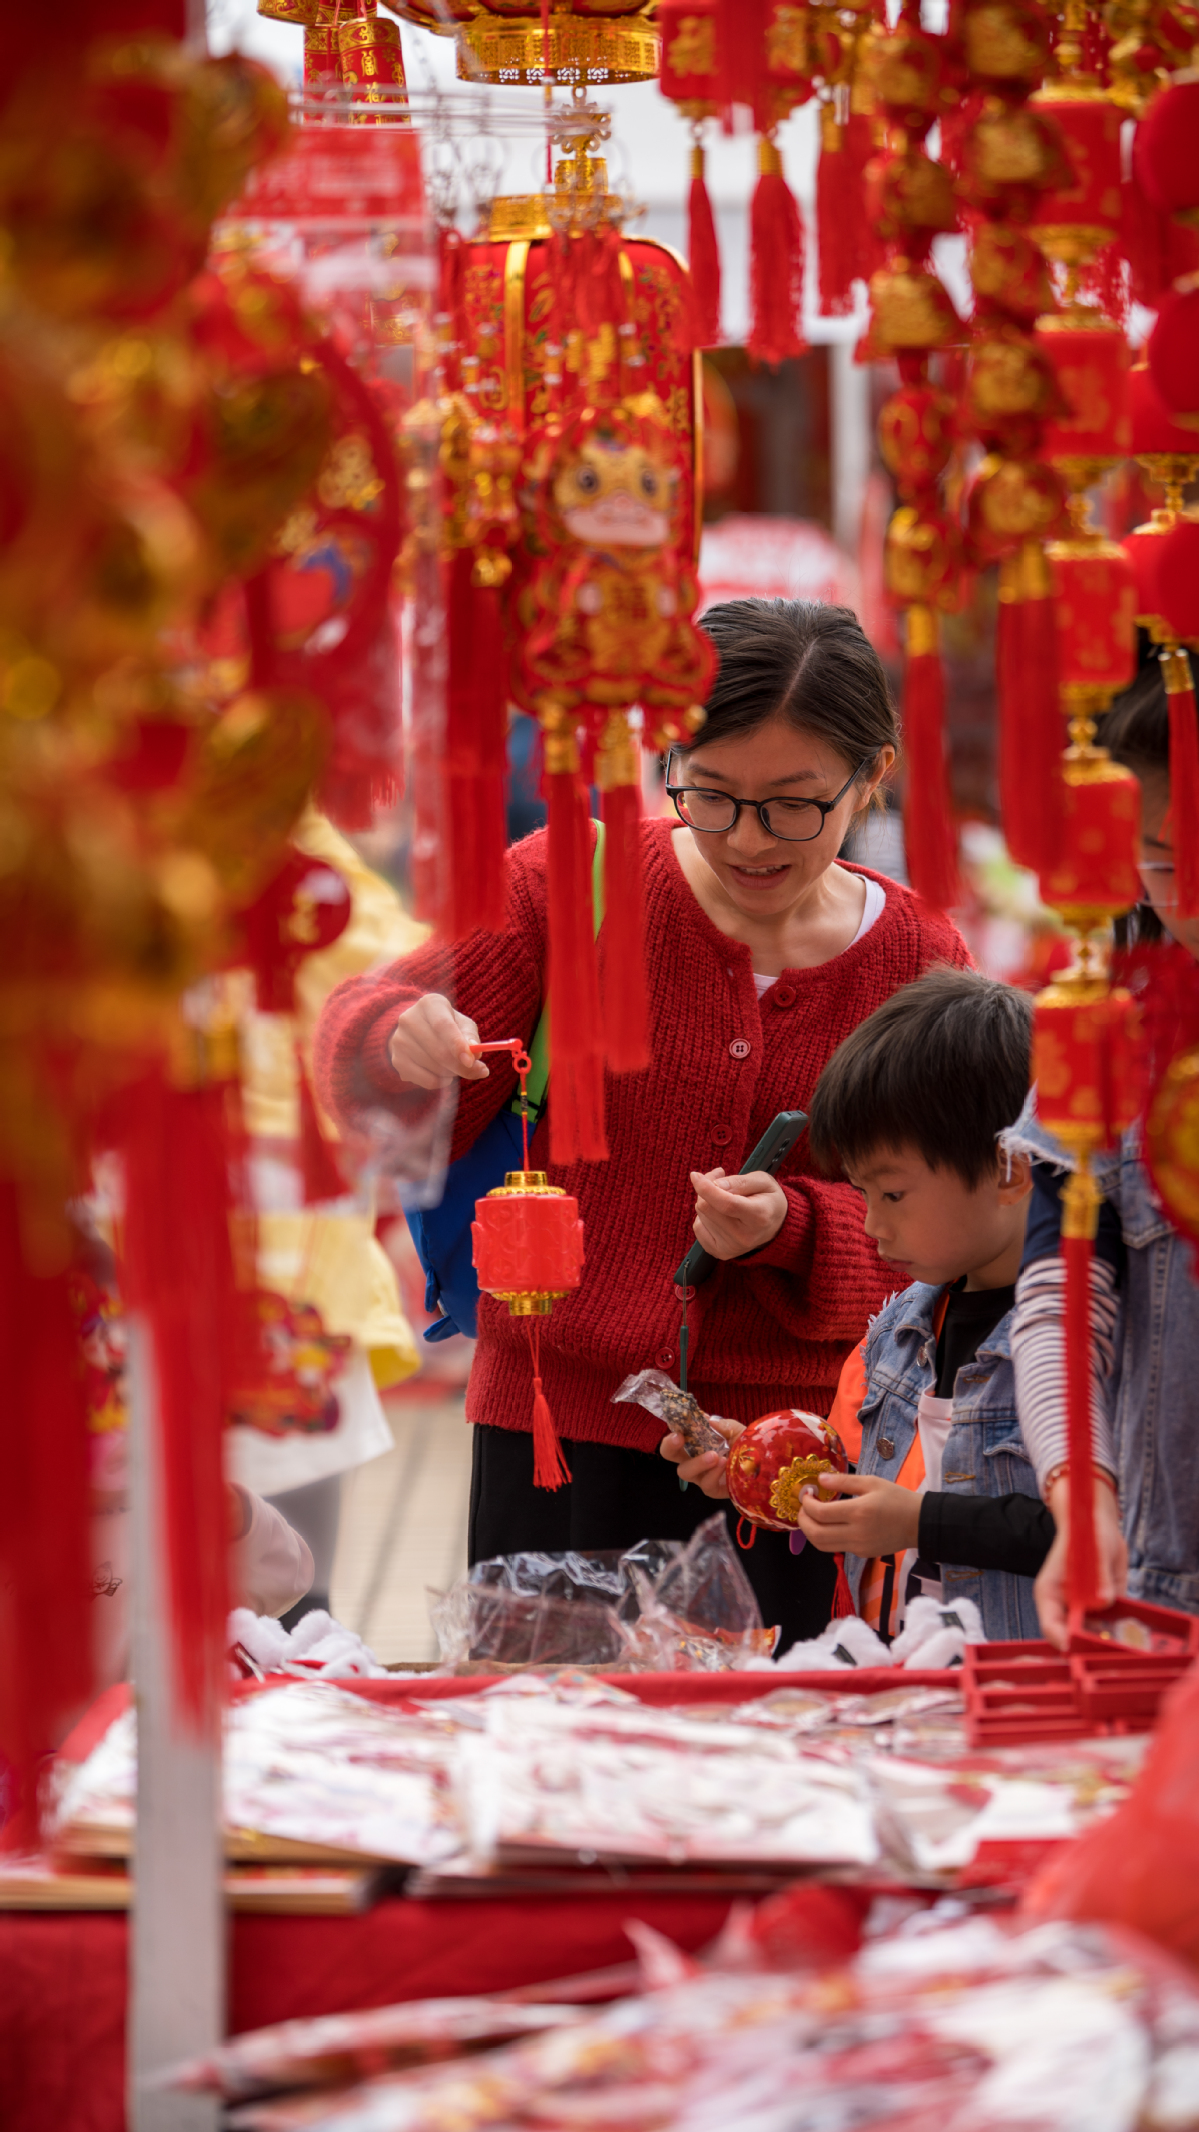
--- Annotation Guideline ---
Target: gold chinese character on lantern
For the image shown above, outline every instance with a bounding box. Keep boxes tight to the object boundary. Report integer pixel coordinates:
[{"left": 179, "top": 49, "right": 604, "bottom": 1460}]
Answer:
[
  {"left": 767, "top": 5, "right": 808, "bottom": 72},
  {"left": 668, "top": 16, "right": 716, "bottom": 73}
]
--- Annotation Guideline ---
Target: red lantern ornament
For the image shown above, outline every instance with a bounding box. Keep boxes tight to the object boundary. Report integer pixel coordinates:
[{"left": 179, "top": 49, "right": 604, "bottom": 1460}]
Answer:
[
  {"left": 1029, "top": 90, "right": 1124, "bottom": 267},
  {"left": 1051, "top": 537, "right": 1138, "bottom": 698},
  {"left": 1148, "top": 284, "right": 1199, "bottom": 428},
  {"left": 1134, "top": 75, "right": 1199, "bottom": 218},
  {"left": 1156, "top": 516, "right": 1199, "bottom": 644},
  {"left": 337, "top": 6, "right": 409, "bottom": 120},
  {"left": 471, "top": 1042, "right": 586, "bottom": 1490},
  {"left": 1036, "top": 314, "right": 1132, "bottom": 468},
  {"left": 726, "top": 1409, "right": 848, "bottom": 1531}
]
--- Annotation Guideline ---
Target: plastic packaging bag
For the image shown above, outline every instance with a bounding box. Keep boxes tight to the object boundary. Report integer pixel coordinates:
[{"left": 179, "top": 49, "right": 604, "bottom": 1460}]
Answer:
[
  {"left": 611, "top": 1369, "right": 732, "bottom": 1458},
  {"left": 429, "top": 1513, "right": 775, "bottom": 1671},
  {"left": 1024, "top": 1655, "right": 1199, "bottom": 1968}
]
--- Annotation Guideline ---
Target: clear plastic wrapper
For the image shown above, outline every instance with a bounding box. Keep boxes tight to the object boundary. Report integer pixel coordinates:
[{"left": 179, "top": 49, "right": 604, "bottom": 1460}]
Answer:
[
  {"left": 429, "top": 1515, "right": 774, "bottom": 1672},
  {"left": 216, "top": 1913, "right": 1199, "bottom": 2132},
  {"left": 611, "top": 1372, "right": 732, "bottom": 1460}
]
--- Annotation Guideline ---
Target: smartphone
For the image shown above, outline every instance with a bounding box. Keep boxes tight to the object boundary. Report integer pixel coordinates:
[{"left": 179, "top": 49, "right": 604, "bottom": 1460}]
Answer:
[{"left": 672, "top": 1109, "right": 808, "bottom": 1290}]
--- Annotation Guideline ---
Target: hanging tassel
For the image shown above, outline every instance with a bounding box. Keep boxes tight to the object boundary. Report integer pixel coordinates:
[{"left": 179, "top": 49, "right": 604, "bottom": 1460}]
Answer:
[
  {"left": 297, "top": 1046, "right": 346, "bottom": 1204},
  {"left": 528, "top": 1320, "right": 571, "bottom": 1491},
  {"left": 598, "top": 714, "right": 650, "bottom": 1074},
  {"left": 1164, "top": 645, "right": 1199, "bottom": 920},
  {"left": 120, "top": 1058, "right": 240, "bottom": 1732},
  {"left": 817, "top": 101, "right": 855, "bottom": 317},
  {"left": 545, "top": 728, "right": 608, "bottom": 1167},
  {"left": 749, "top": 135, "right": 807, "bottom": 368},
  {"left": 0, "top": 1180, "right": 92, "bottom": 1848},
  {"left": 997, "top": 542, "right": 1065, "bottom": 877},
  {"left": 688, "top": 141, "right": 722, "bottom": 349},
  {"left": 443, "top": 550, "right": 508, "bottom": 939},
  {"left": 900, "top": 605, "right": 960, "bottom": 909},
  {"left": 831, "top": 1555, "right": 855, "bottom": 1619},
  {"left": 1062, "top": 1171, "right": 1101, "bottom": 1619}
]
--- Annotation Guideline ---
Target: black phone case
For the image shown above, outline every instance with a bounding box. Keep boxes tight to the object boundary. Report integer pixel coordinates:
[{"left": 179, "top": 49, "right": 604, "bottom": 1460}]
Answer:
[{"left": 672, "top": 1109, "right": 808, "bottom": 1290}]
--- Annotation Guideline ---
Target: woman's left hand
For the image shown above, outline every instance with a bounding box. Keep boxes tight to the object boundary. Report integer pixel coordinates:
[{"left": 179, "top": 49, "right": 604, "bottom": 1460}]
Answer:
[{"left": 690, "top": 1167, "right": 788, "bottom": 1260}]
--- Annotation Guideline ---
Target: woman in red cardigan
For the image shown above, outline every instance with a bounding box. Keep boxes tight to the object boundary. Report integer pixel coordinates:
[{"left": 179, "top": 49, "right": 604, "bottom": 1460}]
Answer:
[{"left": 315, "top": 600, "right": 970, "bottom": 1648}]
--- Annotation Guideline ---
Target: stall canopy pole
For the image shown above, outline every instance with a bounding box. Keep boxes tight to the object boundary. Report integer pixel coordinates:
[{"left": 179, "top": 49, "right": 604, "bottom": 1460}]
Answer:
[{"left": 127, "top": 1317, "right": 223, "bottom": 2132}]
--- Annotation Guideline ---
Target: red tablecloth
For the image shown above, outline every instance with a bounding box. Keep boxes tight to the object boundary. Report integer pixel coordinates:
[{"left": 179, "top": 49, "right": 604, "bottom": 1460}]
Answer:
[
  {"left": 0, "top": 1669, "right": 954, "bottom": 2132},
  {"left": 0, "top": 1893, "right": 736, "bottom": 2132}
]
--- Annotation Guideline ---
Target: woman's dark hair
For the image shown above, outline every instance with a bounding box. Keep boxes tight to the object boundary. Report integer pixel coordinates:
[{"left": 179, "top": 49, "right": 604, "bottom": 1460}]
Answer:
[
  {"left": 1098, "top": 648, "right": 1197, "bottom": 949},
  {"left": 807, "top": 965, "right": 1033, "bottom": 1189},
  {"left": 680, "top": 599, "right": 899, "bottom": 807}
]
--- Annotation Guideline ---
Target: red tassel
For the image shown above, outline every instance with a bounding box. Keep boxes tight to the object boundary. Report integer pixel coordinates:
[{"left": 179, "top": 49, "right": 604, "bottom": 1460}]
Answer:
[
  {"left": 0, "top": 1182, "right": 92, "bottom": 1847},
  {"left": 443, "top": 551, "right": 508, "bottom": 939},
  {"left": 688, "top": 144, "right": 722, "bottom": 349},
  {"left": 997, "top": 546, "right": 1065, "bottom": 876},
  {"left": 121, "top": 1064, "right": 239, "bottom": 1732},
  {"left": 900, "top": 608, "right": 960, "bottom": 910},
  {"left": 816, "top": 103, "right": 855, "bottom": 317},
  {"left": 599, "top": 765, "right": 650, "bottom": 1075},
  {"left": 297, "top": 1046, "right": 346, "bottom": 1204},
  {"left": 545, "top": 757, "right": 608, "bottom": 1167},
  {"left": 1165, "top": 647, "right": 1199, "bottom": 920},
  {"left": 832, "top": 1555, "right": 855, "bottom": 1619},
  {"left": 749, "top": 139, "right": 807, "bottom": 368},
  {"left": 1063, "top": 1229, "right": 1100, "bottom": 1616},
  {"left": 528, "top": 1322, "right": 570, "bottom": 1491}
]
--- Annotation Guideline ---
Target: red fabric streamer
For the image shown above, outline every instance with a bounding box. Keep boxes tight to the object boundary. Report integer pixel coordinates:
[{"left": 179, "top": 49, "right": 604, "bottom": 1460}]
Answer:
[
  {"left": 687, "top": 153, "right": 722, "bottom": 349},
  {"left": 120, "top": 1066, "right": 242, "bottom": 1732},
  {"left": 831, "top": 1556, "right": 854, "bottom": 1619},
  {"left": 0, "top": 1182, "right": 92, "bottom": 1847},
  {"left": 545, "top": 768, "right": 608, "bottom": 1167},
  {"left": 816, "top": 110, "right": 879, "bottom": 317},
  {"left": 527, "top": 1319, "right": 570, "bottom": 1491},
  {"left": 297, "top": 1047, "right": 346, "bottom": 1205},
  {"left": 600, "top": 777, "right": 650, "bottom": 1074},
  {"left": 997, "top": 566, "right": 1064, "bottom": 876},
  {"left": 749, "top": 148, "right": 807, "bottom": 368},
  {"left": 1167, "top": 661, "right": 1199, "bottom": 921},
  {"left": 443, "top": 552, "right": 508, "bottom": 940},
  {"left": 1063, "top": 1230, "right": 1100, "bottom": 1615},
  {"left": 900, "top": 627, "right": 960, "bottom": 910}
]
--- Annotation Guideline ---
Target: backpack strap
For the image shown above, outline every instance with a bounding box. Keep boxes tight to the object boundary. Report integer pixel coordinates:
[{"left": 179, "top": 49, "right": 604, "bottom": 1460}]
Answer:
[{"left": 518, "top": 820, "right": 606, "bottom": 1124}]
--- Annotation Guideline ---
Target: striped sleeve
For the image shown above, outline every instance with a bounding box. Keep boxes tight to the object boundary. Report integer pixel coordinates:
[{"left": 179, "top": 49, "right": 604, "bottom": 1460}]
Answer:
[{"left": 1009, "top": 1255, "right": 1119, "bottom": 1493}]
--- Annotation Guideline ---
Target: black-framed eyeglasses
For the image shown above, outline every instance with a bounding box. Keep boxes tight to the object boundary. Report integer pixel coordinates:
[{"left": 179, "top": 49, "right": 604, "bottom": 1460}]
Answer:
[{"left": 665, "top": 755, "right": 874, "bottom": 844}]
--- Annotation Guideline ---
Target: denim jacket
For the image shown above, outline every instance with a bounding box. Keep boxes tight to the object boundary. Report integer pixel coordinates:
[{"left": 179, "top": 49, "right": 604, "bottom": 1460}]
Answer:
[
  {"left": 845, "top": 1280, "right": 1042, "bottom": 1641},
  {"left": 1014, "top": 1110, "right": 1199, "bottom": 1616}
]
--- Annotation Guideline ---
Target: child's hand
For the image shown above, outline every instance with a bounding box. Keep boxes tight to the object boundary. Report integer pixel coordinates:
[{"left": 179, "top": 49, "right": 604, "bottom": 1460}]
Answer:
[
  {"left": 658, "top": 1414, "right": 742, "bottom": 1498},
  {"left": 690, "top": 1168, "right": 788, "bottom": 1260},
  {"left": 1036, "top": 1473, "right": 1127, "bottom": 1650},
  {"left": 796, "top": 1471, "right": 921, "bottom": 1556}
]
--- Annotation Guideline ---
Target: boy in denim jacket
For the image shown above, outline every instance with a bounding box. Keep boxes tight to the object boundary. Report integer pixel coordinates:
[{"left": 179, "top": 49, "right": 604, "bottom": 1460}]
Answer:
[{"left": 662, "top": 968, "right": 1051, "bottom": 1642}]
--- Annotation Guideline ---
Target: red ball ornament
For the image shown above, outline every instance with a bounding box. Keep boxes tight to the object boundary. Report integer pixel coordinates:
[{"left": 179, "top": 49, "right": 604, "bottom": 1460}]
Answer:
[
  {"left": 1130, "top": 361, "right": 1199, "bottom": 457},
  {"left": 725, "top": 1409, "right": 847, "bottom": 1532},
  {"left": 1155, "top": 516, "right": 1199, "bottom": 643},
  {"left": 1134, "top": 77, "right": 1199, "bottom": 218},
  {"left": 472, "top": 1172, "right": 585, "bottom": 1313},
  {"left": 1124, "top": 515, "right": 1173, "bottom": 629},
  {"left": 1147, "top": 285, "right": 1199, "bottom": 426}
]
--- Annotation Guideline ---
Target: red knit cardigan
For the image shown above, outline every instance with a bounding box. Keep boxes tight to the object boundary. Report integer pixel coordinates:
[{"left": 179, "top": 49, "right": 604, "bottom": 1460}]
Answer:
[{"left": 315, "top": 818, "right": 972, "bottom": 1453}]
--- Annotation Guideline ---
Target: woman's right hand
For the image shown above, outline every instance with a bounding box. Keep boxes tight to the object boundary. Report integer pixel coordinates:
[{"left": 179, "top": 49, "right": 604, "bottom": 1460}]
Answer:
[
  {"left": 388, "top": 994, "right": 491, "bottom": 1090},
  {"left": 657, "top": 1416, "right": 742, "bottom": 1498}
]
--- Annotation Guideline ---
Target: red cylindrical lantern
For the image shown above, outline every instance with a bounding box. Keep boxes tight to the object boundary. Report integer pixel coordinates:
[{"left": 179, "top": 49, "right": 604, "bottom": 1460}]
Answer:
[
  {"left": 1050, "top": 539, "right": 1137, "bottom": 691},
  {"left": 1155, "top": 516, "right": 1199, "bottom": 644},
  {"left": 338, "top": 10, "right": 408, "bottom": 116},
  {"left": 472, "top": 1172, "right": 585, "bottom": 1313},
  {"left": 1134, "top": 76, "right": 1199, "bottom": 218},
  {"left": 726, "top": 1409, "right": 848, "bottom": 1532},
  {"left": 1036, "top": 315, "right": 1131, "bottom": 465},
  {"left": 1038, "top": 764, "right": 1143, "bottom": 923},
  {"left": 658, "top": 0, "right": 719, "bottom": 108},
  {"left": 1033, "top": 981, "right": 1145, "bottom": 1148},
  {"left": 1030, "top": 92, "right": 1123, "bottom": 264}
]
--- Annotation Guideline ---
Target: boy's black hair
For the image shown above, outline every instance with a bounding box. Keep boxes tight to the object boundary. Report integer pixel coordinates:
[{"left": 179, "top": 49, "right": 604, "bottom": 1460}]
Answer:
[{"left": 807, "top": 965, "right": 1033, "bottom": 1190}]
